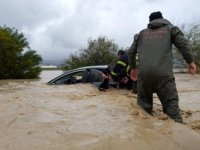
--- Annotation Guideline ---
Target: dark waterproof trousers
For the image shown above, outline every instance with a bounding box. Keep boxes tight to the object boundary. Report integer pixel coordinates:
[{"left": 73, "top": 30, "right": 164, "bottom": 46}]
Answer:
[{"left": 137, "top": 76, "right": 182, "bottom": 123}]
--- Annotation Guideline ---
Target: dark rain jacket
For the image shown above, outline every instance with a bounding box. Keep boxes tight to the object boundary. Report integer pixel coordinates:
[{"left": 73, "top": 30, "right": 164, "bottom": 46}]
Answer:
[
  {"left": 128, "top": 18, "right": 194, "bottom": 79},
  {"left": 111, "top": 54, "right": 130, "bottom": 81}
]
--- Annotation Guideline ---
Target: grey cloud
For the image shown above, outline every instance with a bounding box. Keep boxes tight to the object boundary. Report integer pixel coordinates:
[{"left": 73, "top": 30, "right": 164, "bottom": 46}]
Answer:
[
  {"left": 0, "top": 0, "right": 66, "bottom": 28},
  {"left": 0, "top": 0, "right": 200, "bottom": 64}
]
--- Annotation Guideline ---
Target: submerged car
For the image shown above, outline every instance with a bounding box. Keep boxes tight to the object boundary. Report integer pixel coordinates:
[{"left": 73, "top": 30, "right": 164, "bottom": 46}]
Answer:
[{"left": 47, "top": 65, "right": 117, "bottom": 87}]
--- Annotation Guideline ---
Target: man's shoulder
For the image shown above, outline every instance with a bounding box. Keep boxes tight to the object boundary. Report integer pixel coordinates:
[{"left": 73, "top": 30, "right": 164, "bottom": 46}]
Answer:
[
  {"left": 138, "top": 28, "right": 149, "bottom": 35},
  {"left": 134, "top": 34, "right": 139, "bottom": 40}
]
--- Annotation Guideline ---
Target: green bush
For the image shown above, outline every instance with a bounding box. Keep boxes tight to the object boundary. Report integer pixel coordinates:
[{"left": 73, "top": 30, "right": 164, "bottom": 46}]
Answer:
[{"left": 0, "top": 26, "right": 42, "bottom": 79}]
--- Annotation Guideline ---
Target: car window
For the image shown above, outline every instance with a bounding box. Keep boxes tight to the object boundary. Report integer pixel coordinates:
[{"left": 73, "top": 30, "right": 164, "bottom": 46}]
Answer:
[
  {"left": 85, "top": 69, "right": 103, "bottom": 83},
  {"left": 54, "top": 71, "right": 84, "bottom": 84}
]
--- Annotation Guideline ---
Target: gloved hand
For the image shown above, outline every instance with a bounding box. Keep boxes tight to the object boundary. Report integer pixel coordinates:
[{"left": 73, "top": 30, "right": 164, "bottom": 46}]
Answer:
[{"left": 130, "top": 69, "right": 137, "bottom": 81}]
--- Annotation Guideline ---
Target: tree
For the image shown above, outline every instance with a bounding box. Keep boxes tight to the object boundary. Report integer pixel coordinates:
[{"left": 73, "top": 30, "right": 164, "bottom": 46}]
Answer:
[
  {"left": 0, "top": 26, "right": 42, "bottom": 79},
  {"left": 62, "top": 52, "right": 84, "bottom": 70},
  {"left": 183, "top": 24, "right": 200, "bottom": 72},
  {"left": 62, "top": 36, "right": 119, "bottom": 70},
  {"left": 173, "top": 23, "right": 200, "bottom": 72}
]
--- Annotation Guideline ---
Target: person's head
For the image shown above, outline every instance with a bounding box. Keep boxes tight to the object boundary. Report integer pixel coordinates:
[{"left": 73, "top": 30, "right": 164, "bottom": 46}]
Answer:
[
  {"left": 149, "top": 11, "right": 163, "bottom": 22},
  {"left": 117, "top": 50, "right": 125, "bottom": 58}
]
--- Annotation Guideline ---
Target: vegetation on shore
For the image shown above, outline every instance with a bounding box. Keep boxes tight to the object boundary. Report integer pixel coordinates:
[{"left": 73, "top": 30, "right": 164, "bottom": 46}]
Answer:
[{"left": 0, "top": 26, "right": 42, "bottom": 79}]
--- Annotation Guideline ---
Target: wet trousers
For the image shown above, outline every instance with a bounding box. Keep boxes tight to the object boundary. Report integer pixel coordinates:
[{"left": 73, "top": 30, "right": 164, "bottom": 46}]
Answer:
[{"left": 137, "top": 76, "right": 182, "bottom": 123}]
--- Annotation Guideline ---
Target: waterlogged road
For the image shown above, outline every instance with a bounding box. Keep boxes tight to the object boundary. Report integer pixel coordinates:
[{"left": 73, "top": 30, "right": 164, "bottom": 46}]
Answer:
[{"left": 0, "top": 71, "right": 200, "bottom": 150}]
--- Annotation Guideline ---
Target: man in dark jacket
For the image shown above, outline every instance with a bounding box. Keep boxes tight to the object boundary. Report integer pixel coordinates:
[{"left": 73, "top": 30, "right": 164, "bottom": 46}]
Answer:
[
  {"left": 128, "top": 11, "right": 196, "bottom": 123},
  {"left": 99, "top": 50, "right": 134, "bottom": 91},
  {"left": 111, "top": 50, "right": 134, "bottom": 90},
  {"left": 111, "top": 50, "right": 129, "bottom": 81}
]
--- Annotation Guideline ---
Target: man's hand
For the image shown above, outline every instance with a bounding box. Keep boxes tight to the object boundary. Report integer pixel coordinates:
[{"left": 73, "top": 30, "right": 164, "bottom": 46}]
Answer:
[
  {"left": 188, "top": 62, "right": 197, "bottom": 75},
  {"left": 130, "top": 69, "right": 137, "bottom": 81},
  {"left": 102, "top": 73, "right": 109, "bottom": 79},
  {"left": 121, "top": 77, "right": 129, "bottom": 83}
]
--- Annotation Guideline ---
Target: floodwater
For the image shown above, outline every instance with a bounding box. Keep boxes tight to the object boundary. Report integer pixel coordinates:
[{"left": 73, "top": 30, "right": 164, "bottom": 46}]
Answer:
[{"left": 0, "top": 71, "right": 200, "bottom": 150}]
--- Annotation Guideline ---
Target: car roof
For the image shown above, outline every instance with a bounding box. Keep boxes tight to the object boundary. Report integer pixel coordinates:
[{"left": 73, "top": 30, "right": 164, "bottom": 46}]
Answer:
[
  {"left": 48, "top": 65, "right": 108, "bottom": 84},
  {"left": 66, "top": 65, "right": 107, "bottom": 71}
]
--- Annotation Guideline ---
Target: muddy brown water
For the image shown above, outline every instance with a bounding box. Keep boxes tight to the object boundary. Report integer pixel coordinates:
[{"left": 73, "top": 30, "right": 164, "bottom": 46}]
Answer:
[{"left": 0, "top": 71, "right": 200, "bottom": 150}]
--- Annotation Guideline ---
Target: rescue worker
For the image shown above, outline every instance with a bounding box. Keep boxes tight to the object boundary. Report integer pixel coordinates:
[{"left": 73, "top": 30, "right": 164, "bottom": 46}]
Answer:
[
  {"left": 128, "top": 11, "right": 196, "bottom": 123},
  {"left": 99, "top": 50, "right": 134, "bottom": 91},
  {"left": 111, "top": 50, "right": 129, "bottom": 82}
]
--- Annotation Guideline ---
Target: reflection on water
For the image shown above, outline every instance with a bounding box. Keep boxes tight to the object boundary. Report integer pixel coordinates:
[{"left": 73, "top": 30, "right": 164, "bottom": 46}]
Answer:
[
  {"left": 0, "top": 72, "right": 200, "bottom": 150},
  {"left": 39, "top": 70, "right": 63, "bottom": 82}
]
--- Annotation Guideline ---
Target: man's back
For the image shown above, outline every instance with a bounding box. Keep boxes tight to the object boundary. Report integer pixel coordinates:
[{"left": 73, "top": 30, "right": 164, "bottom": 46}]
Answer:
[{"left": 137, "top": 18, "right": 174, "bottom": 78}]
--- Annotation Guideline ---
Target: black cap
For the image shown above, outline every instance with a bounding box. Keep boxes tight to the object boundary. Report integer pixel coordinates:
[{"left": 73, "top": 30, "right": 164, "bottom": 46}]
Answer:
[{"left": 149, "top": 11, "right": 163, "bottom": 21}]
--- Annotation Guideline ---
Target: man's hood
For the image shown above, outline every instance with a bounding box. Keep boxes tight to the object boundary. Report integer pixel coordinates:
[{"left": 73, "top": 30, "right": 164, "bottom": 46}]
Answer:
[{"left": 148, "top": 18, "right": 172, "bottom": 29}]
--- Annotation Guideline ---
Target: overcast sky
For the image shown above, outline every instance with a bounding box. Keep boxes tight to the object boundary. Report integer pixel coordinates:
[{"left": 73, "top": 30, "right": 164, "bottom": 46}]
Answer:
[{"left": 0, "top": 0, "right": 200, "bottom": 64}]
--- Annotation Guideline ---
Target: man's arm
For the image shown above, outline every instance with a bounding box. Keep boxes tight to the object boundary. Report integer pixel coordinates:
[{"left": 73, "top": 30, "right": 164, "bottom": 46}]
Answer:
[
  {"left": 128, "top": 34, "right": 139, "bottom": 80},
  {"left": 128, "top": 34, "right": 139, "bottom": 69},
  {"left": 171, "top": 26, "right": 197, "bottom": 75}
]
